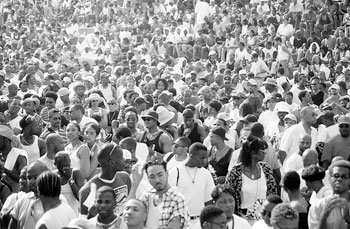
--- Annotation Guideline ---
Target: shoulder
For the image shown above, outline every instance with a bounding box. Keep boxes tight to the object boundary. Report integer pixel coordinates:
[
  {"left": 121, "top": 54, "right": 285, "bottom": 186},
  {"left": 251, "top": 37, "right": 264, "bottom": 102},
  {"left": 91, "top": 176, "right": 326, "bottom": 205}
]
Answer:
[{"left": 233, "top": 214, "right": 251, "bottom": 228}]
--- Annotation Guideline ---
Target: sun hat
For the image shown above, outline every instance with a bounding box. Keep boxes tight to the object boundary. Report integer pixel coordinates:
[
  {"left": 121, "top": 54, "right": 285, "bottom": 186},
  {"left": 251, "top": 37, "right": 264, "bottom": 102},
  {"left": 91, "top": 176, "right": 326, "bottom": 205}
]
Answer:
[
  {"left": 86, "top": 93, "right": 103, "bottom": 103},
  {"left": 156, "top": 106, "right": 175, "bottom": 126},
  {"left": 263, "top": 78, "right": 277, "bottom": 86},
  {"left": 134, "top": 97, "right": 149, "bottom": 105},
  {"left": 83, "top": 75, "right": 95, "bottom": 85},
  {"left": 338, "top": 115, "right": 350, "bottom": 125},
  {"left": 73, "top": 82, "right": 87, "bottom": 92},
  {"left": 22, "top": 97, "right": 40, "bottom": 108},
  {"left": 141, "top": 110, "right": 159, "bottom": 125},
  {"left": 283, "top": 114, "right": 297, "bottom": 122},
  {"left": 329, "top": 84, "right": 340, "bottom": 91}
]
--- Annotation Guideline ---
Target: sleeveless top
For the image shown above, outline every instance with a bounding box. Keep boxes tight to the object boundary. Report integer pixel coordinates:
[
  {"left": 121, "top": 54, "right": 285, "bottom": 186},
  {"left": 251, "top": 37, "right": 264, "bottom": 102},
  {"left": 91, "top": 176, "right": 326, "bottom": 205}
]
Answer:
[
  {"left": 98, "top": 84, "right": 114, "bottom": 101},
  {"left": 86, "top": 107, "right": 104, "bottom": 119},
  {"left": 277, "top": 45, "right": 289, "bottom": 61},
  {"left": 179, "top": 123, "right": 202, "bottom": 143},
  {"left": 17, "top": 135, "right": 40, "bottom": 165},
  {"left": 320, "top": 14, "right": 331, "bottom": 25},
  {"left": 209, "top": 147, "right": 234, "bottom": 177},
  {"left": 226, "top": 61, "right": 235, "bottom": 70},
  {"left": 140, "top": 131, "right": 165, "bottom": 154},
  {"left": 61, "top": 182, "right": 79, "bottom": 215},
  {"left": 65, "top": 144, "right": 88, "bottom": 170}
]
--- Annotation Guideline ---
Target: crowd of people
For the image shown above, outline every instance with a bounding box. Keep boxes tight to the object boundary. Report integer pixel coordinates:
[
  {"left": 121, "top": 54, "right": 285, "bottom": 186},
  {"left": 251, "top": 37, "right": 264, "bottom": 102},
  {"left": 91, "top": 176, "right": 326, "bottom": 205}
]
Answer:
[{"left": 1, "top": 0, "right": 350, "bottom": 228}]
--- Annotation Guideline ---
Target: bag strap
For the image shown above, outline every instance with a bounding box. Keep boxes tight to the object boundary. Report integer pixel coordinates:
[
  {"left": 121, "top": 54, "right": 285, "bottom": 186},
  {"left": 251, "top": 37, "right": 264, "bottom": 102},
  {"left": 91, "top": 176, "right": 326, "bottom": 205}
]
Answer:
[
  {"left": 166, "top": 153, "right": 175, "bottom": 163},
  {"left": 176, "top": 167, "right": 179, "bottom": 187}
]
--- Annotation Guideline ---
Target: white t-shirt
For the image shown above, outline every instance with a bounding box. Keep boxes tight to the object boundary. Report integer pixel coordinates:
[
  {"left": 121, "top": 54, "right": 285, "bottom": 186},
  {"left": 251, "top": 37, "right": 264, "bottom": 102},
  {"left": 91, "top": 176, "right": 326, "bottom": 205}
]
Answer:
[
  {"left": 168, "top": 165, "right": 215, "bottom": 216},
  {"left": 252, "top": 219, "right": 273, "bottom": 229},
  {"left": 163, "top": 153, "right": 189, "bottom": 171},
  {"left": 283, "top": 152, "right": 303, "bottom": 173},
  {"left": 227, "top": 214, "right": 252, "bottom": 229},
  {"left": 241, "top": 170, "right": 267, "bottom": 210}
]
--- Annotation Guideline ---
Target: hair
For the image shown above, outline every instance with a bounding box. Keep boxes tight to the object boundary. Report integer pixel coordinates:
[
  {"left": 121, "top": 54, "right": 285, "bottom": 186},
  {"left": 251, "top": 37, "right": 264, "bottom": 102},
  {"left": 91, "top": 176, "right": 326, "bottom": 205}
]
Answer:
[
  {"left": 211, "top": 184, "right": 235, "bottom": 202},
  {"left": 44, "top": 91, "right": 58, "bottom": 101},
  {"left": 298, "top": 90, "right": 308, "bottom": 102},
  {"left": 302, "top": 165, "right": 326, "bottom": 182},
  {"left": 124, "top": 106, "right": 138, "bottom": 115},
  {"left": 270, "top": 203, "right": 299, "bottom": 226},
  {"left": 285, "top": 91, "right": 293, "bottom": 97},
  {"left": 71, "top": 104, "right": 85, "bottom": 114},
  {"left": 155, "top": 78, "right": 168, "bottom": 90},
  {"left": 96, "top": 185, "right": 117, "bottom": 199},
  {"left": 189, "top": 142, "right": 208, "bottom": 155},
  {"left": 240, "top": 103, "right": 253, "bottom": 117},
  {"left": 120, "top": 137, "right": 137, "bottom": 151},
  {"left": 266, "top": 195, "right": 283, "bottom": 205},
  {"left": 144, "top": 159, "right": 167, "bottom": 174},
  {"left": 200, "top": 205, "right": 224, "bottom": 226},
  {"left": 283, "top": 171, "right": 300, "bottom": 191},
  {"left": 36, "top": 171, "right": 61, "bottom": 197},
  {"left": 19, "top": 115, "right": 33, "bottom": 130},
  {"left": 240, "top": 135, "right": 268, "bottom": 166},
  {"left": 113, "top": 126, "right": 132, "bottom": 140},
  {"left": 250, "top": 122, "right": 264, "bottom": 138},
  {"left": 209, "top": 100, "right": 222, "bottom": 112},
  {"left": 83, "top": 123, "right": 101, "bottom": 136},
  {"left": 177, "top": 136, "right": 192, "bottom": 147}
]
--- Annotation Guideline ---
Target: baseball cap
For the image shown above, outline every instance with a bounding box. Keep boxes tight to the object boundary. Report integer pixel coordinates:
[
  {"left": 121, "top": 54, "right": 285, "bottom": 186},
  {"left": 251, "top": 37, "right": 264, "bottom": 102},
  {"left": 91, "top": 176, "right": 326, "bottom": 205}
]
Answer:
[
  {"left": 211, "top": 126, "right": 228, "bottom": 140},
  {"left": 338, "top": 115, "right": 350, "bottom": 125},
  {"left": 183, "top": 109, "right": 194, "bottom": 119},
  {"left": 134, "top": 97, "right": 149, "bottom": 105},
  {"left": 284, "top": 114, "right": 297, "bottom": 122}
]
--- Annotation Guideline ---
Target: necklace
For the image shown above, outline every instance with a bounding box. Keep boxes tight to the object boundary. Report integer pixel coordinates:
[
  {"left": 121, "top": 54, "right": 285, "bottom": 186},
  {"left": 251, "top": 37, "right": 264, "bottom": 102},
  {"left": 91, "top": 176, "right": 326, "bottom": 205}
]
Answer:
[{"left": 185, "top": 166, "right": 198, "bottom": 184}]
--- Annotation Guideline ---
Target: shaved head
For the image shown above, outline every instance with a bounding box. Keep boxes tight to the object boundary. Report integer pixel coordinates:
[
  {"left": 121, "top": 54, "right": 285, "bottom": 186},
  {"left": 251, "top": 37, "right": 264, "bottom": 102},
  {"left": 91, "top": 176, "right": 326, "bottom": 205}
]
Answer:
[{"left": 302, "top": 149, "right": 318, "bottom": 167}]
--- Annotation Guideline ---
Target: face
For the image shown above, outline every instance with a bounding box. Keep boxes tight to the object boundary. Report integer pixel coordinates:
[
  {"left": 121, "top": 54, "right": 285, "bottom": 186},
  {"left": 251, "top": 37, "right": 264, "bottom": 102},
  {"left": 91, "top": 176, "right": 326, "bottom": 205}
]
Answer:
[
  {"left": 147, "top": 165, "right": 168, "bottom": 192},
  {"left": 96, "top": 191, "right": 116, "bottom": 218},
  {"left": 30, "top": 119, "right": 43, "bottom": 136},
  {"left": 299, "top": 135, "right": 311, "bottom": 152},
  {"left": 304, "top": 108, "right": 317, "bottom": 125},
  {"left": 9, "top": 98, "right": 21, "bottom": 114},
  {"left": 50, "top": 112, "right": 61, "bottom": 128},
  {"left": 205, "top": 213, "right": 227, "bottom": 229},
  {"left": 157, "top": 81, "right": 165, "bottom": 91},
  {"left": 310, "top": 79, "right": 320, "bottom": 90},
  {"left": 339, "top": 123, "right": 350, "bottom": 137},
  {"left": 123, "top": 200, "right": 147, "bottom": 226},
  {"left": 110, "top": 150, "right": 125, "bottom": 172},
  {"left": 172, "top": 140, "right": 187, "bottom": 155},
  {"left": 56, "top": 156, "right": 71, "bottom": 176},
  {"left": 261, "top": 200, "right": 276, "bottom": 226},
  {"left": 191, "top": 150, "right": 209, "bottom": 168},
  {"left": 330, "top": 166, "right": 350, "bottom": 194},
  {"left": 69, "top": 107, "right": 80, "bottom": 121},
  {"left": 215, "top": 192, "right": 235, "bottom": 219},
  {"left": 284, "top": 118, "right": 296, "bottom": 128},
  {"left": 125, "top": 112, "right": 137, "bottom": 129},
  {"left": 143, "top": 117, "right": 157, "bottom": 129},
  {"left": 23, "top": 101, "right": 35, "bottom": 114},
  {"left": 27, "top": 166, "right": 43, "bottom": 193},
  {"left": 66, "top": 123, "right": 80, "bottom": 140},
  {"left": 84, "top": 126, "right": 97, "bottom": 144},
  {"left": 19, "top": 168, "right": 29, "bottom": 192},
  {"left": 267, "top": 99, "right": 277, "bottom": 110},
  {"left": 75, "top": 86, "right": 86, "bottom": 96}
]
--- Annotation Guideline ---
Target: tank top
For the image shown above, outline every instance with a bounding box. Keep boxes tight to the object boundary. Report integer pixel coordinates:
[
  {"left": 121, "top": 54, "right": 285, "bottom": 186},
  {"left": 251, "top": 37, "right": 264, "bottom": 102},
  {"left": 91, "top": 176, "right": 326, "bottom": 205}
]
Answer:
[
  {"left": 179, "top": 123, "right": 202, "bottom": 143},
  {"left": 98, "top": 84, "right": 114, "bottom": 101},
  {"left": 320, "top": 14, "right": 331, "bottom": 25},
  {"left": 209, "top": 147, "right": 233, "bottom": 177},
  {"left": 311, "top": 90, "right": 325, "bottom": 106},
  {"left": 140, "top": 131, "right": 165, "bottom": 154},
  {"left": 65, "top": 144, "right": 87, "bottom": 170},
  {"left": 17, "top": 135, "right": 40, "bottom": 165},
  {"left": 145, "top": 195, "right": 162, "bottom": 228},
  {"left": 61, "top": 182, "right": 79, "bottom": 215},
  {"left": 277, "top": 45, "right": 289, "bottom": 61}
]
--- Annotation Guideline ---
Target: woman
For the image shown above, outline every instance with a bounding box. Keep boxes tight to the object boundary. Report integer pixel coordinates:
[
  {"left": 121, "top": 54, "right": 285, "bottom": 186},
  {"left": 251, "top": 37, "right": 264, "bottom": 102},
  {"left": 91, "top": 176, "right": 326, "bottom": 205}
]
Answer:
[
  {"left": 212, "top": 184, "right": 251, "bottom": 228},
  {"left": 107, "top": 98, "right": 119, "bottom": 133},
  {"left": 204, "top": 100, "right": 223, "bottom": 129},
  {"left": 54, "top": 152, "right": 84, "bottom": 214},
  {"left": 85, "top": 93, "right": 108, "bottom": 127},
  {"left": 83, "top": 123, "right": 103, "bottom": 179},
  {"left": 225, "top": 135, "right": 277, "bottom": 224},
  {"left": 25, "top": 74, "right": 39, "bottom": 94},
  {"left": 65, "top": 121, "right": 91, "bottom": 179},
  {"left": 154, "top": 78, "right": 168, "bottom": 92},
  {"left": 277, "top": 17, "right": 294, "bottom": 39}
]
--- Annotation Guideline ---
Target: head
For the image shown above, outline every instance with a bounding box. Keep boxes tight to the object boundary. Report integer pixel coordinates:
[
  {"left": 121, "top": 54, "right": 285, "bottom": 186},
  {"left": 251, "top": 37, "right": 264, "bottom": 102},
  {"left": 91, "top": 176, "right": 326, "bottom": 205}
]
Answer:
[
  {"left": 200, "top": 205, "right": 227, "bottom": 229},
  {"left": 172, "top": 137, "right": 191, "bottom": 156},
  {"left": 97, "top": 144, "right": 125, "bottom": 173},
  {"left": 302, "top": 165, "right": 326, "bottom": 191},
  {"left": 19, "top": 166, "right": 29, "bottom": 192},
  {"left": 144, "top": 159, "right": 169, "bottom": 193},
  {"left": 261, "top": 195, "right": 283, "bottom": 226},
  {"left": 183, "top": 109, "right": 195, "bottom": 128},
  {"left": 95, "top": 186, "right": 117, "bottom": 219},
  {"left": 36, "top": 171, "right": 61, "bottom": 198},
  {"left": 54, "top": 152, "right": 72, "bottom": 177},
  {"left": 83, "top": 123, "right": 101, "bottom": 144},
  {"left": 240, "top": 135, "right": 268, "bottom": 166},
  {"left": 300, "top": 106, "right": 317, "bottom": 126},
  {"left": 66, "top": 121, "right": 82, "bottom": 141},
  {"left": 123, "top": 199, "right": 147, "bottom": 227},
  {"left": 20, "top": 115, "right": 43, "bottom": 136},
  {"left": 188, "top": 143, "right": 209, "bottom": 168},
  {"left": 125, "top": 110, "right": 138, "bottom": 130},
  {"left": 329, "top": 160, "right": 350, "bottom": 194},
  {"left": 46, "top": 133, "right": 65, "bottom": 154},
  {"left": 282, "top": 171, "right": 300, "bottom": 194},
  {"left": 44, "top": 91, "right": 57, "bottom": 109},
  {"left": 212, "top": 184, "right": 236, "bottom": 221},
  {"left": 69, "top": 104, "right": 85, "bottom": 121},
  {"left": 270, "top": 203, "right": 299, "bottom": 229},
  {"left": 302, "top": 149, "right": 318, "bottom": 167},
  {"left": 338, "top": 115, "right": 350, "bottom": 138},
  {"left": 48, "top": 108, "right": 61, "bottom": 129},
  {"left": 27, "top": 161, "right": 49, "bottom": 194},
  {"left": 298, "top": 134, "right": 312, "bottom": 154}
]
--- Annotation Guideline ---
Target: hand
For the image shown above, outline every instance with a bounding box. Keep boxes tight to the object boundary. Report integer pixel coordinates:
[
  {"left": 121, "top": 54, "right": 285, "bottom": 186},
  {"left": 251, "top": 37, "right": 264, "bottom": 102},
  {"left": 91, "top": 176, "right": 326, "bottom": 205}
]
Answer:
[
  {"left": 87, "top": 205, "right": 98, "bottom": 219},
  {"left": 300, "top": 187, "right": 312, "bottom": 200},
  {"left": 324, "top": 196, "right": 348, "bottom": 217},
  {"left": 131, "top": 164, "right": 144, "bottom": 185}
]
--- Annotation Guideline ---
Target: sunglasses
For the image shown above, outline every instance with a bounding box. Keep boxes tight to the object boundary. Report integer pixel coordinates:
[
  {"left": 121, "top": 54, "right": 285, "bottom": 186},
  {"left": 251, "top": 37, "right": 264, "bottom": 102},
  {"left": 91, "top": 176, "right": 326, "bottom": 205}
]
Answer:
[
  {"left": 91, "top": 100, "right": 99, "bottom": 102},
  {"left": 108, "top": 102, "right": 116, "bottom": 105},
  {"left": 126, "top": 118, "right": 136, "bottom": 122},
  {"left": 52, "top": 117, "right": 61, "bottom": 121},
  {"left": 173, "top": 143, "right": 186, "bottom": 148},
  {"left": 332, "top": 173, "right": 350, "bottom": 180},
  {"left": 143, "top": 118, "right": 154, "bottom": 122},
  {"left": 339, "top": 124, "right": 350, "bottom": 128}
]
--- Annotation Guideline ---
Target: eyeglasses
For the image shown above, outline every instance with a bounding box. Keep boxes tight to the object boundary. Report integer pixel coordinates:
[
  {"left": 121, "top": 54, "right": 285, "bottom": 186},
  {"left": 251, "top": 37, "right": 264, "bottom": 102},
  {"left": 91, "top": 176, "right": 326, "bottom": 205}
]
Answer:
[
  {"left": 207, "top": 221, "right": 227, "bottom": 228},
  {"left": 311, "top": 83, "right": 318, "bottom": 86},
  {"left": 126, "top": 118, "right": 136, "bottom": 122},
  {"left": 339, "top": 124, "right": 350, "bottom": 128},
  {"left": 173, "top": 143, "right": 186, "bottom": 148},
  {"left": 331, "top": 173, "right": 350, "bottom": 180},
  {"left": 261, "top": 209, "right": 272, "bottom": 217},
  {"left": 108, "top": 102, "right": 116, "bottom": 105}
]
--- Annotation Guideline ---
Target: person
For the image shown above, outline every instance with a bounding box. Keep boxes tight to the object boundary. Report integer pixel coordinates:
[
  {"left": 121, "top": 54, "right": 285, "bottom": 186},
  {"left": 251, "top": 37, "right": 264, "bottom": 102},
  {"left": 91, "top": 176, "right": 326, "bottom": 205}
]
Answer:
[
  {"left": 39, "top": 133, "right": 65, "bottom": 171},
  {"left": 178, "top": 108, "right": 207, "bottom": 144},
  {"left": 79, "top": 144, "right": 131, "bottom": 216},
  {"left": 123, "top": 198, "right": 148, "bottom": 229},
  {"left": 283, "top": 134, "right": 312, "bottom": 173},
  {"left": 65, "top": 121, "right": 91, "bottom": 179},
  {"left": 9, "top": 161, "right": 49, "bottom": 229},
  {"left": 54, "top": 152, "right": 84, "bottom": 215},
  {"left": 308, "top": 160, "right": 350, "bottom": 228},
  {"left": 195, "top": 86, "right": 212, "bottom": 123},
  {"left": 168, "top": 142, "right": 215, "bottom": 229},
  {"left": 212, "top": 184, "right": 251, "bottom": 228},
  {"left": 278, "top": 106, "right": 318, "bottom": 168},
  {"left": 270, "top": 203, "right": 299, "bottom": 229},
  {"left": 321, "top": 115, "right": 350, "bottom": 169},
  {"left": 282, "top": 171, "right": 310, "bottom": 229},
  {"left": 83, "top": 123, "right": 103, "bottom": 179},
  {"left": 88, "top": 186, "right": 122, "bottom": 228},
  {"left": 0, "top": 125, "right": 27, "bottom": 193},
  {"left": 85, "top": 93, "right": 108, "bottom": 127},
  {"left": 69, "top": 104, "right": 98, "bottom": 129},
  {"left": 199, "top": 205, "right": 227, "bottom": 229},
  {"left": 133, "top": 159, "right": 190, "bottom": 229},
  {"left": 17, "top": 115, "right": 46, "bottom": 165},
  {"left": 252, "top": 195, "right": 283, "bottom": 229},
  {"left": 34, "top": 171, "right": 76, "bottom": 229},
  {"left": 225, "top": 135, "right": 277, "bottom": 223},
  {"left": 138, "top": 110, "right": 172, "bottom": 158},
  {"left": 208, "top": 126, "right": 234, "bottom": 183},
  {"left": 40, "top": 91, "right": 58, "bottom": 123},
  {"left": 40, "top": 108, "right": 67, "bottom": 142},
  {"left": 301, "top": 164, "right": 332, "bottom": 206},
  {"left": 163, "top": 136, "right": 191, "bottom": 171}
]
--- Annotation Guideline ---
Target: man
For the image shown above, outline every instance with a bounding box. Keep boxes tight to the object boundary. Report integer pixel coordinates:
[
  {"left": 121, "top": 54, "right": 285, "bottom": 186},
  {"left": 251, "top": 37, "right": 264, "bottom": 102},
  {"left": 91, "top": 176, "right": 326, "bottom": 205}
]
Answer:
[
  {"left": 169, "top": 143, "right": 216, "bottom": 229},
  {"left": 21, "top": 96, "right": 44, "bottom": 128},
  {"left": 308, "top": 160, "right": 350, "bottom": 228},
  {"left": 0, "top": 125, "right": 28, "bottom": 193},
  {"left": 97, "top": 72, "right": 118, "bottom": 101},
  {"left": 123, "top": 199, "right": 148, "bottom": 229},
  {"left": 35, "top": 171, "right": 76, "bottom": 229},
  {"left": 40, "top": 108, "right": 66, "bottom": 142},
  {"left": 69, "top": 104, "right": 98, "bottom": 129},
  {"left": 195, "top": 86, "right": 212, "bottom": 122},
  {"left": 250, "top": 53, "right": 270, "bottom": 86},
  {"left": 199, "top": 205, "right": 227, "bottom": 229},
  {"left": 158, "top": 91, "right": 178, "bottom": 123},
  {"left": 9, "top": 162, "right": 48, "bottom": 229},
  {"left": 279, "top": 106, "right": 318, "bottom": 168},
  {"left": 0, "top": 84, "right": 17, "bottom": 102},
  {"left": 56, "top": 88, "right": 70, "bottom": 111},
  {"left": 310, "top": 77, "right": 326, "bottom": 107},
  {"left": 252, "top": 195, "right": 283, "bottom": 229},
  {"left": 284, "top": 134, "right": 312, "bottom": 173},
  {"left": 164, "top": 137, "right": 191, "bottom": 171},
  {"left": 79, "top": 144, "right": 132, "bottom": 216},
  {"left": 244, "top": 79, "right": 263, "bottom": 117},
  {"left": 38, "top": 133, "right": 65, "bottom": 171},
  {"left": 124, "top": 109, "right": 142, "bottom": 138},
  {"left": 137, "top": 110, "right": 172, "bottom": 158},
  {"left": 178, "top": 109, "right": 207, "bottom": 143},
  {"left": 301, "top": 165, "right": 332, "bottom": 206},
  {"left": 134, "top": 97, "right": 148, "bottom": 127},
  {"left": 321, "top": 115, "right": 350, "bottom": 169},
  {"left": 270, "top": 203, "right": 299, "bottom": 229},
  {"left": 89, "top": 186, "right": 122, "bottom": 228},
  {"left": 290, "top": 74, "right": 307, "bottom": 106},
  {"left": 133, "top": 159, "right": 189, "bottom": 228},
  {"left": 217, "top": 76, "right": 233, "bottom": 99},
  {"left": 323, "top": 84, "right": 340, "bottom": 105},
  {"left": 40, "top": 91, "right": 58, "bottom": 123}
]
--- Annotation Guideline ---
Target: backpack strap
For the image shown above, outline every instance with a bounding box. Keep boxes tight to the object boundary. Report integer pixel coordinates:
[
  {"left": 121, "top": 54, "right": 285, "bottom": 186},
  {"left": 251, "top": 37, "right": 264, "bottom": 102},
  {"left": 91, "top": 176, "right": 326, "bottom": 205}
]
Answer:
[
  {"left": 165, "top": 153, "right": 175, "bottom": 163},
  {"left": 176, "top": 167, "right": 179, "bottom": 187}
]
